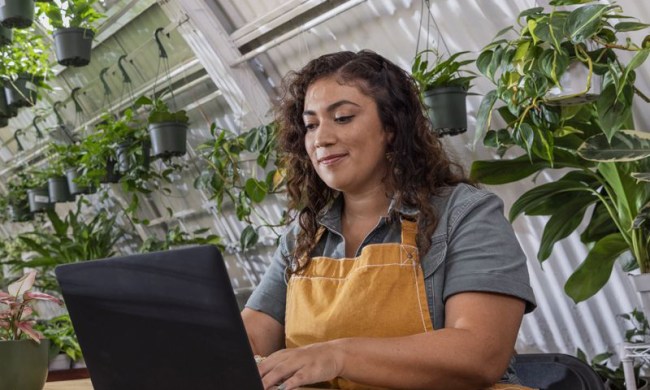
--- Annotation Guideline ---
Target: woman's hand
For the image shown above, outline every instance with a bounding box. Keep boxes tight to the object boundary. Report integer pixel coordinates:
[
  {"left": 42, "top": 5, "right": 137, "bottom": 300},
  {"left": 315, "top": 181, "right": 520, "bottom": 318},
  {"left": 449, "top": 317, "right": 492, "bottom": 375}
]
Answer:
[{"left": 258, "top": 341, "right": 345, "bottom": 390}]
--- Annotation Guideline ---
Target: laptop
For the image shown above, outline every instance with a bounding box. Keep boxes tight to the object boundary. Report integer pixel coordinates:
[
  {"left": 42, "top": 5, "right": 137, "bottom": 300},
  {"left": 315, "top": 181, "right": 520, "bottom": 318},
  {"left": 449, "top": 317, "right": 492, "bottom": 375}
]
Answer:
[{"left": 55, "top": 245, "right": 264, "bottom": 390}]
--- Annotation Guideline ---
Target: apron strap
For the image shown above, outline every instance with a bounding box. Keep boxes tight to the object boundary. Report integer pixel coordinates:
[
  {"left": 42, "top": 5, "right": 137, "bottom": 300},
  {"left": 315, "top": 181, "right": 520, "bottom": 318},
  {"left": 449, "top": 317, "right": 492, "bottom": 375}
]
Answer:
[{"left": 400, "top": 218, "right": 418, "bottom": 247}]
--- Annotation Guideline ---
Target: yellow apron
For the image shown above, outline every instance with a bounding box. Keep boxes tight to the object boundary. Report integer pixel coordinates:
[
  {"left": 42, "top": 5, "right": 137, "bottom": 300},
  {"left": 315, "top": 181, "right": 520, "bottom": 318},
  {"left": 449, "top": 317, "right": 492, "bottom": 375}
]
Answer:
[{"left": 285, "top": 219, "right": 531, "bottom": 390}]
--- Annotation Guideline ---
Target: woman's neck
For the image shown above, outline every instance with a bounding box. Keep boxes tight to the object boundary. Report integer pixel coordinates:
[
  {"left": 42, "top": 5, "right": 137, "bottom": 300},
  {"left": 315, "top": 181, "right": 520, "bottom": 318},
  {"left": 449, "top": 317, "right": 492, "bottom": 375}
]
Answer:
[{"left": 341, "top": 185, "right": 392, "bottom": 223}]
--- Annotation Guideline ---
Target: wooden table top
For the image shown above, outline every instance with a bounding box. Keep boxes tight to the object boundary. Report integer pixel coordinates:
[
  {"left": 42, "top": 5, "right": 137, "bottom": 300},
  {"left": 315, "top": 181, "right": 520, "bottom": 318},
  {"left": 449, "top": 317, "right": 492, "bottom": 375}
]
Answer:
[
  {"left": 44, "top": 379, "right": 92, "bottom": 390},
  {"left": 43, "top": 378, "right": 325, "bottom": 389}
]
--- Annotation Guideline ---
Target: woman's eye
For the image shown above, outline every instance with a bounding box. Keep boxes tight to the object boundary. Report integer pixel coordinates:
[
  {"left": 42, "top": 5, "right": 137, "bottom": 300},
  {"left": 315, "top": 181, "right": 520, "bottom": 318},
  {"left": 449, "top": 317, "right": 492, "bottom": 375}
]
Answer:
[
  {"left": 304, "top": 123, "right": 317, "bottom": 131},
  {"left": 335, "top": 115, "right": 353, "bottom": 123}
]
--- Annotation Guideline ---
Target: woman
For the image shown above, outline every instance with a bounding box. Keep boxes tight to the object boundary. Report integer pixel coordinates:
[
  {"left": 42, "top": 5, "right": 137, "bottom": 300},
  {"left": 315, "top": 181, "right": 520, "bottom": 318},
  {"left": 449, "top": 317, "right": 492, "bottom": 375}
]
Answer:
[{"left": 243, "top": 50, "right": 536, "bottom": 390}]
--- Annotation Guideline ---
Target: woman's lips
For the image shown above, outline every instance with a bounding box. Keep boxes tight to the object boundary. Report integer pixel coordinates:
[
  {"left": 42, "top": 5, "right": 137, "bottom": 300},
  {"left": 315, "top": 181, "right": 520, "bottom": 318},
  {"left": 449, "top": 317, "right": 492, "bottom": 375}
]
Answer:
[{"left": 318, "top": 153, "right": 347, "bottom": 166}]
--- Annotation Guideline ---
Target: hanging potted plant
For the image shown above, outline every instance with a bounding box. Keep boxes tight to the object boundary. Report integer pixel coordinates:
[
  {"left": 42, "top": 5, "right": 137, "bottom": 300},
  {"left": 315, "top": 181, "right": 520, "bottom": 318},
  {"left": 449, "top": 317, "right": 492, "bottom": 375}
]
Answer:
[
  {"left": 26, "top": 171, "right": 54, "bottom": 213},
  {"left": 134, "top": 95, "right": 189, "bottom": 159},
  {"left": 3, "top": 172, "right": 34, "bottom": 223},
  {"left": 0, "top": 271, "right": 63, "bottom": 390},
  {"left": 0, "top": 25, "right": 12, "bottom": 46},
  {"left": 39, "top": 0, "right": 104, "bottom": 67},
  {"left": 470, "top": 0, "right": 650, "bottom": 305},
  {"left": 2, "top": 29, "right": 52, "bottom": 108},
  {"left": 0, "top": 0, "right": 35, "bottom": 29},
  {"left": 411, "top": 50, "right": 475, "bottom": 136}
]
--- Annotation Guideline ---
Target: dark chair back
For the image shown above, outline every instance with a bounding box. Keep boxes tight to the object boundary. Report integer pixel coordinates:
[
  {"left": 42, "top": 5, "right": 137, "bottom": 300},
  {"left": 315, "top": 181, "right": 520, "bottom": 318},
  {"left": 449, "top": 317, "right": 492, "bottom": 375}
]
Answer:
[{"left": 513, "top": 353, "right": 605, "bottom": 390}]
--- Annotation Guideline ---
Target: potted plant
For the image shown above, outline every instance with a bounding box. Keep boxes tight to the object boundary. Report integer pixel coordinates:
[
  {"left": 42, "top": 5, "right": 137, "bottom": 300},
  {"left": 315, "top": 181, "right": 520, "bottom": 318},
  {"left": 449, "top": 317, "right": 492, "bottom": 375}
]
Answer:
[
  {"left": 411, "top": 50, "right": 475, "bottom": 136},
  {"left": 16, "top": 199, "right": 123, "bottom": 293},
  {"left": 0, "top": 25, "right": 12, "bottom": 46},
  {"left": 39, "top": 0, "right": 104, "bottom": 67},
  {"left": 0, "top": 271, "right": 63, "bottom": 390},
  {"left": 470, "top": 0, "right": 650, "bottom": 304},
  {"left": 0, "top": 0, "right": 35, "bottom": 29},
  {"left": 577, "top": 309, "right": 650, "bottom": 389},
  {"left": 34, "top": 314, "right": 82, "bottom": 371},
  {"left": 134, "top": 95, "right": 189, "bottom": 158},
  {"left": 25, "top": 171, "right": 54, "bottom": 214},
  {"left": 1, "top": 29, "right": 52, "bottom": 108},
  {"left": 5, "top": 172, "right": 34, "bottom": 222}
]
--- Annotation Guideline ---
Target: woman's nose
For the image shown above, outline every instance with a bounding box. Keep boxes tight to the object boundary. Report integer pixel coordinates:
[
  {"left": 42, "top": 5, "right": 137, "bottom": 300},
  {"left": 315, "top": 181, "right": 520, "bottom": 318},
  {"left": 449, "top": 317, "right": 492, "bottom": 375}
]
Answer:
[{"left": 313, "top": 122, "right": 335, "bottom": 148}]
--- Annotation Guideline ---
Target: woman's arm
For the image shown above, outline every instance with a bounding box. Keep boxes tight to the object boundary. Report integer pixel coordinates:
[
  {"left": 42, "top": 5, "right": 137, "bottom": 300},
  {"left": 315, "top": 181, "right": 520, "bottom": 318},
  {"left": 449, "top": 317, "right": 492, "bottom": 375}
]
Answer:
[
  {"left": 258, "top": 292, "right": 525, "bottom": 390},
  {"left": 242, "top": 308, "right": 285, "bottom": 357}
]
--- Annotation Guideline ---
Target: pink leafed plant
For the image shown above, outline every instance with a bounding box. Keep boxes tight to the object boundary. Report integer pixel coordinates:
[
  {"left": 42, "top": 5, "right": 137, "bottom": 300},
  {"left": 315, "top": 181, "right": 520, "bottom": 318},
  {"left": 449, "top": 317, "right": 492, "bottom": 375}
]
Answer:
[{"left": 0, "top": 271, "right": 63, "bottom": 343}]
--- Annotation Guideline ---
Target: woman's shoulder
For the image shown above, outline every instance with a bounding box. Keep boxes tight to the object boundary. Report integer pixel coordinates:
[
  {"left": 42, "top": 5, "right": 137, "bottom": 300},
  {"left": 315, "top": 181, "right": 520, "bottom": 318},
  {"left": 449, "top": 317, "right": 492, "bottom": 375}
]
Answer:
[{"left": 432, "top": 183, "right": 498, "bottom": 210}]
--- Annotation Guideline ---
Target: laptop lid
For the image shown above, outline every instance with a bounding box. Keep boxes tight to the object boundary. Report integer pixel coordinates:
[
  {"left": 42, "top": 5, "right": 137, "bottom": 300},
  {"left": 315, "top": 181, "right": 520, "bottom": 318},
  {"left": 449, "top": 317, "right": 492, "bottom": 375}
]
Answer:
[{"left": 55, "top": 245, "right": 264, "bottom": 390}]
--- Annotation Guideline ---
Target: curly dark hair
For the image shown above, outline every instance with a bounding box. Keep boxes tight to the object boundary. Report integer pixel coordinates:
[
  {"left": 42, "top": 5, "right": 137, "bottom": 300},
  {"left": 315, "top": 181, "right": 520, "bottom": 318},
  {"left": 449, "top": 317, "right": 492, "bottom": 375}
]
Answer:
[{"left": 277, "top": 50, "right": 471, "bottom": 273}]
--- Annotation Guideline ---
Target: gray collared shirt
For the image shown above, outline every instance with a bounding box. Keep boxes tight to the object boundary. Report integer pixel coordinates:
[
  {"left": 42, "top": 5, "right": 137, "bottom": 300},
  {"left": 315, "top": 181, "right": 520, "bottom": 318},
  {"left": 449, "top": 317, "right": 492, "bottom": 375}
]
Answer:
[{"left": 247, "top": 183, "right": 536, "bottom": 328}]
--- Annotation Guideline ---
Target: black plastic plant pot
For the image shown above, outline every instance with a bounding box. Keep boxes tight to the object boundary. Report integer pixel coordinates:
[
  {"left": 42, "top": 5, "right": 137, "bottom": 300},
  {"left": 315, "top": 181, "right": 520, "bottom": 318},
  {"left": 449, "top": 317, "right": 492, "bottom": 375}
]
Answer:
[
  {"left": 5, "top": 74, "right": 38, "bottom": 108},
  {"left": 422, "top": 86, "right": 468, "bottom": 137},
  {"left": 27, "top": 187, "right": 53, "bottom": 213},
  {"left": 7, "top": 202, "right": 32, "bottom": 222},
  {"left": 53, "top": 28, "right": 95, "bottom": 67},
  {"left": 100, "top": 158, "right": 121, "bottom": 184},
  {"left": 65, "top": 167, "right": 93, "bottom": 195},
  {"left": 0, "top": 25, "right": 12, "bottom": 46},
  {"left": 149, "top": 122, "right": 188, "bottom": 158},
  {"left": 0, "top": 117, "right": 7, "bottom": 128},
  {"left": 0, "top": 0, "right": 35, "bottom": 29},
  {"left": 48, "top": 176, "right": 74, "bottom": 203},
  {"left": 116, "top": 143, "right": 131, "bottom": 173}
]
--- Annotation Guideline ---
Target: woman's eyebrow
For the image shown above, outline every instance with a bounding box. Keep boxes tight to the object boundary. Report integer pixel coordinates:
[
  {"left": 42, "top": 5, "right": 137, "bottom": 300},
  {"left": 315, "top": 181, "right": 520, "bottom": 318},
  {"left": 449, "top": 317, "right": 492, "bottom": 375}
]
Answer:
[{"left": 303, "top": 100, "right": 360, "bottom": 116}]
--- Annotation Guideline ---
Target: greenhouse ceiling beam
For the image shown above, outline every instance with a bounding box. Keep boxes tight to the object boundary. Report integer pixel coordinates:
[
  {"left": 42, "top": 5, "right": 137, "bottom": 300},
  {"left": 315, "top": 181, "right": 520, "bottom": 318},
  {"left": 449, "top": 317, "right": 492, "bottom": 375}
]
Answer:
[
  {"left": 230, "top": 0, "right": 327, "bottom": 48},
  {"left": 159, "top": 0, "right": 272, "bottom": 130},
  {"left": 94, "top": 0, "right": 158, "bottom": 47},
  {"left": 231, "top": 0, "right": 367, "bottom": 66}
]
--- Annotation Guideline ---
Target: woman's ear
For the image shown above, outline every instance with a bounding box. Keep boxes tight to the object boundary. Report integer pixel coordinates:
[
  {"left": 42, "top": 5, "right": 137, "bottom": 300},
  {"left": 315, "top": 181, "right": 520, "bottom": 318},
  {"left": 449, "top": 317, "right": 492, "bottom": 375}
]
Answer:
[{"left": 386, "top": 130, "right": 395, "bottom": 144}]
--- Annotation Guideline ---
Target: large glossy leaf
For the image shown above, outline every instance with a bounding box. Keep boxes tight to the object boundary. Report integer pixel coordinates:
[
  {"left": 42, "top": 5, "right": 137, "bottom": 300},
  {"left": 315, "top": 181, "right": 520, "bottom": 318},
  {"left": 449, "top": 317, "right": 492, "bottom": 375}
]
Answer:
[
  {"left": 538, "top": 194, "right": 595, "bottom": 261},
  {"left": 534, "top": 14, "right": 568, "bottom": 50},
  {"left": 244, "top": 178, "right": 268, "bottom": 203},
  {"left": 564, "top": 233, "right": 628, "bottom": 303},
  {"left": 598, "top": 162, "right": 636, "bottom": 231},
  {"left": 509, "top": 171, "right": 597, "bottom": 221},
  {"left": 565, "top": 4, "right": 610, "bottom": 44},
  {"left": 581, "top": 202, "right": 619, "bottom": 244},
  {"left": 474, "top": 90, "right": 498, "bottom": 148},
  {"left": 470, "top": 155, "right": 549, "bottom": 184},
  {"left": 578, "top": 130, "right": 650, "bottom": 162}
]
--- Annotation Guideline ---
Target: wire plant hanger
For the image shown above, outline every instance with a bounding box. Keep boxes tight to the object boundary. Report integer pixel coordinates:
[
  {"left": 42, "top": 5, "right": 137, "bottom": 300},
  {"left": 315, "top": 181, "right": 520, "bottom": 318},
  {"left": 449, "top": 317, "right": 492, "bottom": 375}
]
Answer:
[{"left": 412, "top": 0, "right": 474, "bottom": 137}]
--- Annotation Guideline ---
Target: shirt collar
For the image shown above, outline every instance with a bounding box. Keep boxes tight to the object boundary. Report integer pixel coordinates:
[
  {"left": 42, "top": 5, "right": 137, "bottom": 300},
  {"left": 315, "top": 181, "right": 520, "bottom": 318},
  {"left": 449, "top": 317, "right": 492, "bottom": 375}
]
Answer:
[{"left": 317, "top": 193, "right": 420, "bottom": 232}]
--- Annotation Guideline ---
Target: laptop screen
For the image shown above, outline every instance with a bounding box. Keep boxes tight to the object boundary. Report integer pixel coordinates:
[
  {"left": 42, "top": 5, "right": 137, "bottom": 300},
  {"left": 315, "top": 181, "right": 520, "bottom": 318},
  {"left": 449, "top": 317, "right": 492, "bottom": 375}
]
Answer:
[{"left": 55, "top": 245, "right": 264, "bottom": 390}]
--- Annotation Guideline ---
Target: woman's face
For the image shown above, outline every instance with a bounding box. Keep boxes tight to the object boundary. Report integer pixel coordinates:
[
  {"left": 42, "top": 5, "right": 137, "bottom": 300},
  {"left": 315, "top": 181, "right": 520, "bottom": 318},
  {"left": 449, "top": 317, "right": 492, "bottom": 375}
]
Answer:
[{"left": 303, "top": 76, "right": 391, "bottom": 195}]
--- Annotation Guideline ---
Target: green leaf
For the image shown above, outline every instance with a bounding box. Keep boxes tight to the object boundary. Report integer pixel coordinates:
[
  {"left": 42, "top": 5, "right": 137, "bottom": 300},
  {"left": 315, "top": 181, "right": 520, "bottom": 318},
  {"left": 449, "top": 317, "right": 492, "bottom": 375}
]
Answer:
[
  {"left": 470, "top": 155, "right": 550, "bottom": 185},
  {"left": 240, "top": 225, "right": 258, "bottom": 250},
  {"left": 244, "top": 178, "right": 268, "bottom": 203},
  {"left": 578, "top": 130, "right": 650, "bottom": 162},
  {"left": 615, "top": 22, "right": 650, "bottom": 32},
  {"left": 617, "top": 48, "right": 650, "bottom": 98},
  {"left": 550, "top": 0, "right": 597, "bottom": 5},
  {"left": 509, "top": 171, "right": 596, "bottom": 221},
  {"left": 518, "top": 123, "right": 536, "bottom": 159},
  {"left": 474, "top": 90, "right": 498, "bottom": 148},
  {"left": 244, "top": 125, "right": 269, "bottom": 152},
  {"left": 597, "top": 84, "right": 632, "bottom": 141},
  {"left": 538, "top": 195, "right": 595, "bottom": 260},
  {"left": 564, "top": 233, "right": 628, "bottom": 303},
  {"left": 564, "top": 4, "right": 611, "bottom": 44}
]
